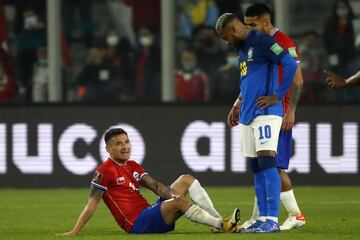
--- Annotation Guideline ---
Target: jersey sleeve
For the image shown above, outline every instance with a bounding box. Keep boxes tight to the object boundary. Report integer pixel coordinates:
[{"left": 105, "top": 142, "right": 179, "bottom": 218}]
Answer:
[
  {"left": 91, "top": 167, "right": 111, "bottom": 191},
  {"left": 131, "top": 161, "right": 148, "bottom": 180},
  {"left": 275, "top": 33, "right": 300, "bottom": 63},
  {"left": 257, "top": 33, "right": 287, "bottom": 64}
]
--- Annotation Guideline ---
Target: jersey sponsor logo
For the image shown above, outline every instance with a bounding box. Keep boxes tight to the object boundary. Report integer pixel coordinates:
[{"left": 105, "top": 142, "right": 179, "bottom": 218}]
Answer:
[
  {"left": 133, "top": 171, "right": 140, "bottom": 181},
  {"left": 92, "top": 171, "right": 103, "bottom": 184},
  {"left": 288, "top": 47, "right": 298, "bottom": 58},
  {"left": 270, "top": 43, "right": 284, "bottom": 55},
  {"left": 116, "top": 176, "right": 125, "bottom": 185}
]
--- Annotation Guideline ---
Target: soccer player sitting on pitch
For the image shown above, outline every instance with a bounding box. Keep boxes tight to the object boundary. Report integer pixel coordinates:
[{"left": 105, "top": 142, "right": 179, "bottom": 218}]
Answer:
[
  {"left": 215, "top": 13, "right": 297, "bottom": 233},
  {"left": 57, "top": 128, "right": 240, "bottom": 236},
  {"left": 238, "top": 3, "right": 306, "bottom": 231}
]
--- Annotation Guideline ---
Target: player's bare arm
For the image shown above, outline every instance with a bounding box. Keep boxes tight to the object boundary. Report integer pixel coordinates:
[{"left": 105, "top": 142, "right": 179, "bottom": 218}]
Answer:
[
  {"left": 56, "top": 185, "right": 104, "bottom": 237},
  {"left": 282, "top": 64, "right": 303, "bottom": 130},
  {"left": 141, "top": 175, "right": 175, "bottom": 200},
  {"left": 325, "top": 70, "right": 360, "bottom": 89},
  {"left": 227, "top": 96, "right": 242, "bottom": 127}
]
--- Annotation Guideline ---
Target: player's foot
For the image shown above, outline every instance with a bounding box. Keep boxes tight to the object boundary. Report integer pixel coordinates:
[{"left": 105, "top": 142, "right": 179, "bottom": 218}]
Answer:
[
  {"left": 236, "top": 219, "right": 264, "bottom": 233},
  {"left": 222, "top": 208, "right": 241, "bottom": 233},
  {"left": 251, "top": 219, "right": 280, "bottom": 233},
  {"left": 238, "top": 218, "right": 257, "bottom": 230},
  {"left": 280, "top": 213, "right": 306, "bottom": 231}
]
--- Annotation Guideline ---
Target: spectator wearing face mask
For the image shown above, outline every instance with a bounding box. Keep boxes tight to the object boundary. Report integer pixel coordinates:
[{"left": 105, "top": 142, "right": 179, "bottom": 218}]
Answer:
[
  {"left": 134, "top": 26, "right": 161, "bottom": 101},
  {"left": 32, "top": 46, "right": 49, "bottom": 102},
  {"left": 103, "top": 29, "right": 134, "bottom": 99},
  {"left": 212, "top": 50, "right": 240, "bottom": 103},
  {"left": 76, "top": 47, "right": 121, "bottom": 102},
  {"left": 323, "top": 0, "right": 355, "bottom": 74},
  {"left": 175, "top": 49, "right": 209, "bottom": 102},
  {"left": 15, "top": 9, "right": 46, "bottom": 102}
]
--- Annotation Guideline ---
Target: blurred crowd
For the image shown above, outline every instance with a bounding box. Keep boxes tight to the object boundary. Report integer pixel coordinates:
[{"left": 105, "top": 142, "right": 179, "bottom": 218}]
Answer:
[{"left": 0, "top": 0, "right": 359, "bottom": 104}]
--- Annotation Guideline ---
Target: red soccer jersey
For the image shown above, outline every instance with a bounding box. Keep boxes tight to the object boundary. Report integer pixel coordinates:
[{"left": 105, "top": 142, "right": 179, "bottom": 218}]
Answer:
[
  {"left": 91, "top": 158, "right": 150, "bottom": 232},
  {"left": 175, "top": 70, "right": 208, "bottom": 102},
  {"left": 273, "top": 29, "right": 300, "bottom": 112}
]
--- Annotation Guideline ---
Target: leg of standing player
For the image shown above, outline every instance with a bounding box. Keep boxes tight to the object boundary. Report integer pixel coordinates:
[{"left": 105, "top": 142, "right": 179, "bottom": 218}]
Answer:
[
  {"left": 237, "top": 116, "right": 282, "bottom": 233},
  {"left": 277, "top": 129, "right": 306, "bottom": 230},
  {"left": 244, "top": 129, "right": 305, "bottom": 230}
]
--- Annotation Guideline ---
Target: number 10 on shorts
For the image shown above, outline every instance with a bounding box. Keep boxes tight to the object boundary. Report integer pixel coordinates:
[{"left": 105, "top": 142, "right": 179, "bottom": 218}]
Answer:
[{"left": 259, "top": 125, "right": 271, "bottom": 140}]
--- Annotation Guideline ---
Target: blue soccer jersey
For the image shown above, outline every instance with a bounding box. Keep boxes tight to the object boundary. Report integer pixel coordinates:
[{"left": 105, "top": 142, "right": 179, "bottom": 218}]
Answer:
[{"left": 237, "top": 30, "right": 297, "bottom": 125}]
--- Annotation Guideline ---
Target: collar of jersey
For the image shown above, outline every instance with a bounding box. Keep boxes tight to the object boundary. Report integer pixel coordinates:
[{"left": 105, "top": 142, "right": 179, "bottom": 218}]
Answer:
[
  {"left": 109, "top": 157, "right": 128, "bottom": 166},
  {"left": 271, "top": 28, "right": 279, "bottom": 37}
]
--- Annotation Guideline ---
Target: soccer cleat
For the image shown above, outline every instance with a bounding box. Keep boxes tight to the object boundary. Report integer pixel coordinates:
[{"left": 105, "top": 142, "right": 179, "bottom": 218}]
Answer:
[
  {"left": 236, "top": 220, "right": 264, "bottom": 233},
  {"left": 251, "top": 219, "right": 280, "bottom": 233},
  {"left": 280, "top": 213, "right": 306, "bottom": 231},
  {"left": 238, "top": 218, "right": 257, "bottom": 230},
  {"left": 222, "top": 208, "right": 241, "bottom": 233}
]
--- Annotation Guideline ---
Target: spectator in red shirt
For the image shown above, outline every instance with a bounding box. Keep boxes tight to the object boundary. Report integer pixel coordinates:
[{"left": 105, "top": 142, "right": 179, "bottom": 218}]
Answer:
[
  {"left": 176, "top": 49, "right": 209, "bottom": 102},
  {"left": 57, "top": 128, "right": 240, "bottom": 235},
  {"left": 123, "top": 0, "right": 160, "bottom": 33},
  {"left": 0, "top": 44, "right": 16, "bottom": 102}
]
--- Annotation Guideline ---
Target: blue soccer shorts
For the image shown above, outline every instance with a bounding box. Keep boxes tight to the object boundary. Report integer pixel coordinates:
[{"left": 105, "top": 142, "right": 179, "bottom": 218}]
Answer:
[
  {"left": 129, "top": 198, "right": 175, "bottom": 234},
  {"left": 276, "top": 129, "right": 292, "bottom": 169}
]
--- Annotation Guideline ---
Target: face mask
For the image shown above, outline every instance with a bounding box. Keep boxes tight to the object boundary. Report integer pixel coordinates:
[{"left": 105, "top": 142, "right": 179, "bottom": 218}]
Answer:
[
  {"left": 38, "top": 59, "right": 48, "bottom": 65},
  {"left": 140, "top": 36, "right": 153, "bottom": 47},
  {"left": 182, "top": 62, "right": 196, "bottom": 72},
  {"left": 24, "top": 16, "right": 38, "bottom": 30},
  {"left": 227, "top": 56, "right": 238, "bottom": 66},
  {"left": 336, "top": 7, "right": 349, "bottom": 18},
  {"left": 107, "top": 35, "right": 119, "bottom": 46}
]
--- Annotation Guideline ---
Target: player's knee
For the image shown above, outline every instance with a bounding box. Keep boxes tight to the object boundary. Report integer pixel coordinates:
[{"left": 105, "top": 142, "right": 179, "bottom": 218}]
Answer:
[
  {"left": 173, "top": 196, "right": 190, "bottom": 210},
  {"left": 178, "top": 174, "right": 195, "bottom": 187}
]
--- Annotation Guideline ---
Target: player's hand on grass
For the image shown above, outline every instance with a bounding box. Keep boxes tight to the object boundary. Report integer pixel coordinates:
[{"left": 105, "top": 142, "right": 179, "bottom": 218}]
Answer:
[
  {"left": 324, "top": 70, "right": 346, "bottom": 89},
  {"left": 227, "top": 106, "right": 240, "bottom": 127},
  {"left": 55, "top": 231, "right": 77, "bottom": 237},
  {"left": 256, "top": 95, "right": 280, "bottom": 109},
  {"left": 282, "top": 109, "right": 295, "bottom": 130}
]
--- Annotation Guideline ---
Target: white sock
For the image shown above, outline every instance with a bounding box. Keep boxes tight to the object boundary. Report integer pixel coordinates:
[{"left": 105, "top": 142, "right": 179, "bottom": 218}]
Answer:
[
  {"left": 267, "top": 216, "right": 278, "bottom": 223},
  {"left": 250, "top": 196, "right": 259, "bottom": 221},
  {"left": 184, "top": 204, "right": 223, "bottom": 229},
  {"left": 280, "top": 189, "right": 301, "bottom": 217},
  {"left": 188, "top": 180, "right": 222, "bottom": 218}
]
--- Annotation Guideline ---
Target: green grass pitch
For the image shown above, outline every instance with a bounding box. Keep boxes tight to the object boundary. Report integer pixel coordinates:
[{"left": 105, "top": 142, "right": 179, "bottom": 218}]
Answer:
[{"left": 1, "top": 187, "right": 359, "bottom": 240}]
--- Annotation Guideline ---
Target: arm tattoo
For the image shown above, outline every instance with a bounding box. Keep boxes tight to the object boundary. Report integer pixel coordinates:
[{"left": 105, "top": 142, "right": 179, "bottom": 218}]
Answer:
[
  {"left": 144, "top": 176, "right": 172, "bottom": 199},
  {"left": 90, "top": 185, "right": 104, "bottom": 199},
  {"left": 289, "top": 83, "right": 302, "bottom": 110}
]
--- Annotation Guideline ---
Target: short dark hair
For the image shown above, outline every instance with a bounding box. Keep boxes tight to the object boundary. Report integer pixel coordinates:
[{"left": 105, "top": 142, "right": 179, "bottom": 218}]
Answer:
[
  {"left": 245, "top": 3, "right": 272, "bottom": 17},
  {"left": 104, "top": 128, "right": 128, "bottom": 145},
  {"left": 215, "top": 13, "right": 238, "bottom": 33}
]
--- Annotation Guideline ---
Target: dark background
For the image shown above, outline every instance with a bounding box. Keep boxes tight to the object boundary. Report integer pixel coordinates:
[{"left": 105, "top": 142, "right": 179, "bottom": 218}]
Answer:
[{"left": 1, "top": 104, "right": 359, "bottom": 187}]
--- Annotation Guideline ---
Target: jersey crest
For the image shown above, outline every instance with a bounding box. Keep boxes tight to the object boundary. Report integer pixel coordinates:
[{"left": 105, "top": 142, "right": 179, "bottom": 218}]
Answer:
[{"left": 247, "top": 47, "right": 253, "bottom": 59}]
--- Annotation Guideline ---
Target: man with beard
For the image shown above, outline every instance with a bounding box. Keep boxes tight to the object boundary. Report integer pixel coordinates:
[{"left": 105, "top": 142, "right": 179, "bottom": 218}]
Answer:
[{"left": 215, "top": 13, "right": 297, "bottom": 233}]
